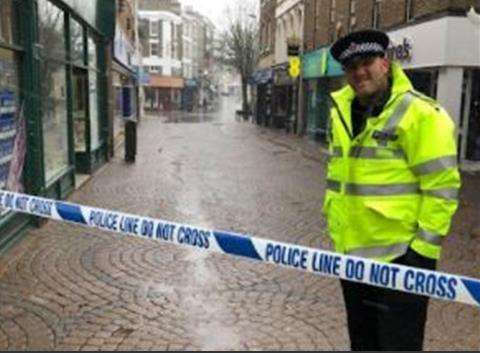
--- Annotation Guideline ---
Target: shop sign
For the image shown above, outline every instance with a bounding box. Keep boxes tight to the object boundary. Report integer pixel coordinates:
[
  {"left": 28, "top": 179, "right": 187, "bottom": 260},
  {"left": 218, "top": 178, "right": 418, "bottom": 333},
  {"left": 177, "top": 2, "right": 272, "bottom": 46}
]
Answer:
[
  {"left": 302, "top": 48, "right": 343, "bottom": 79},
  {"left": 302, "top": 49, "right": 327, "bottom": 79},
  {"left": 387, "top": 37, "right": 413, "bottom": 62}
]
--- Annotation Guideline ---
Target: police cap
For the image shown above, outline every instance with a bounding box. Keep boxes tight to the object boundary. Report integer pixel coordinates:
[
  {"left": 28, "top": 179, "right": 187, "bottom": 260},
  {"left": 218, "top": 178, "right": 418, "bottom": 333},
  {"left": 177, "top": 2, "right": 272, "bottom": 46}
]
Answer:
[{"left": 330, "top": 29, "right": 390, "bottom": 67}]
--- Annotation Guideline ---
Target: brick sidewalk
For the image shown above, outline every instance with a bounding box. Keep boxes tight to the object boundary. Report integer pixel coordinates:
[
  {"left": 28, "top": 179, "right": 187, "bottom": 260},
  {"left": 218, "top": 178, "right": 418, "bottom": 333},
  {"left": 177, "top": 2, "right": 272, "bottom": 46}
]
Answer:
[{"left": 0, "top": 114, "right": 478, "bottom": 350}]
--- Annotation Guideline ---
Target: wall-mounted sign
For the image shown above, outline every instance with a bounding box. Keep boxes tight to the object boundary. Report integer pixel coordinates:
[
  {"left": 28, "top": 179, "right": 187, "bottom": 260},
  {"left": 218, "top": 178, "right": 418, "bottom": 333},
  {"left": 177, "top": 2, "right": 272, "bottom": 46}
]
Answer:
[{"left": 387, "top": 37, "right": 413, "bottom": 62}]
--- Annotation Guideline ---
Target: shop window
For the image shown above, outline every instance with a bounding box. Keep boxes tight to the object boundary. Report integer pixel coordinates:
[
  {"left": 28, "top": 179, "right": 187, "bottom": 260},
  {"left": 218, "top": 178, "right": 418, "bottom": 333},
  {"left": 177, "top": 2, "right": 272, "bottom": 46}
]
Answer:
[
  {"left": 40, "top": 60, "right": 69, "bottom": 183},
  {"left": 72, "top": 69, "right": 87, "bottom": 152},
  {"left": 0, "top": 0, "right": 17, "bottom": 45},
  {"left": 37, "top": 0, "right": 66, "bottom": 60},
  {"left": 37, "top": 0, "right": 69, "bottom": 183},
  {"left": 88, "top": 70, "right": 100, "bottom": 150},
  {"left": 0, "top": 48, "right": 24, "bottom": 215},
  {"left": 70, "top": 18, "right": 85, "bottom": 66},
  {"left": 87, "top": 35, "right": 97, "bottom": 69}
]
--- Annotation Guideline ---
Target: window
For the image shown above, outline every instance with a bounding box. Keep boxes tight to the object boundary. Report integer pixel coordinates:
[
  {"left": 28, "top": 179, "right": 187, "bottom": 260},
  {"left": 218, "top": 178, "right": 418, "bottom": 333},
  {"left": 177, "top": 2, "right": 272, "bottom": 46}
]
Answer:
[
  {"left": 330, "top": 0, "right": 336, "bottom": 23},
  {"left": 70, "top": 19, "right": 85, "bottom": 65},
  {"left": 406, "top": 0, "right": 414, "bottom": 21},
  {"left": 150, "top": 42, "right": 159, "bottom": 56},
  {"left": 87, "top": 35, "right": 97, "bottom": 69},
  {"left": 0, "top": 0, "right": 17, "bottom": 45},
  {"left": 37, "top": 0, "right": 67, "bottom": 60},
  {"left": 350, "top": 0, "right": 356, "bottom": 14},
  {"left": 150, "top": 20, "right": 158, "bottom": 37},
  {"left": 37, "top": 0, "right": 69, "bottom": 183},
  {"left": 349, "top": 0, "right": 357, "bottom": 31},
  {"left": 0, "top": 48, "right": 23, "bottom": 200},
  {"left": 373, "top": 0, "right": 381, "bottom": 29},
  {"left": 150, "top": 66, "right": 162, "bottom": 74},
  {"left": 88, "top": 70, "right": 100, "bottom": 150}
]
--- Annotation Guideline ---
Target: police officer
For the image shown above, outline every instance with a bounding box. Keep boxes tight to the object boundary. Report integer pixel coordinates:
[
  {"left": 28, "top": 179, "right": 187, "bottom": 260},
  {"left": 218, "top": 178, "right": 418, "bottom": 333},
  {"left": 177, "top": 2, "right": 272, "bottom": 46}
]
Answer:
[{"left": 325, "top": 30, "right": 461, "bottom": 350}]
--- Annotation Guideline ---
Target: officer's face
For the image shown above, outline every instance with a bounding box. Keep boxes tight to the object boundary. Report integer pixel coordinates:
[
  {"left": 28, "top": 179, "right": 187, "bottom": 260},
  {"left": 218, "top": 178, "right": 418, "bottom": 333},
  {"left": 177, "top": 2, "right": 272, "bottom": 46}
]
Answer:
[{"left": 344, "top": 56, "right": 390, "bottom": 99}]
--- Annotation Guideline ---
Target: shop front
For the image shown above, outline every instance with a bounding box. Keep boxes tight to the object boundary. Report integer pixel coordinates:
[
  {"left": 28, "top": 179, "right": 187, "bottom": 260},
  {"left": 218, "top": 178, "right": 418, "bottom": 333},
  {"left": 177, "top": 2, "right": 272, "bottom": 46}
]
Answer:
[
  {"left": 112, "top": 23, "right": 139, "bottom": 146},
  {"left": 388, "top": 15, "right": 480, "bottom": 165},
  {"left": 145, "top": 75, "right": 184, "bottom": 112},
  {"left": 272, "top": 63, "right": 293, "bottom": 129},
  {"left": 0, "top": 0, "right": 114, "bottom": 250},
  {"left": 251, "top": 68, "right": 274, "bottom": 126}
]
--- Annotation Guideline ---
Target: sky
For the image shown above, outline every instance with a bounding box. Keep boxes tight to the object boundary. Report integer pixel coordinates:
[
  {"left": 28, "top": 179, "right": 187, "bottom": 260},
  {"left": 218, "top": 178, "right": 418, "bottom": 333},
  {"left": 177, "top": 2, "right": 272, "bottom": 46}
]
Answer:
[{"left": 180, "top": 0, "right": 259, "bottom": 30}]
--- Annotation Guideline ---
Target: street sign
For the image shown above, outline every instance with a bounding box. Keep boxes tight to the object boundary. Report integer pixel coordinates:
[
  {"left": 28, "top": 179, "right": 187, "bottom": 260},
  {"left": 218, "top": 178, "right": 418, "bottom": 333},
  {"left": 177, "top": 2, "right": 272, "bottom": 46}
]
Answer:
[{"left": 288, "top": 56, "right": 301, "bottom": 78}]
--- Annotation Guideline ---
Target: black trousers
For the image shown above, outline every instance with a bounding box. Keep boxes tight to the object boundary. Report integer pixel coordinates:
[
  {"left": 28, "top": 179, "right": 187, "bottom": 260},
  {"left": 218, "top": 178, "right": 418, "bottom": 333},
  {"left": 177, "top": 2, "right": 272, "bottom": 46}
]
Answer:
[{"left": 341, "top": 248, "right": 436, "bottom": 351}]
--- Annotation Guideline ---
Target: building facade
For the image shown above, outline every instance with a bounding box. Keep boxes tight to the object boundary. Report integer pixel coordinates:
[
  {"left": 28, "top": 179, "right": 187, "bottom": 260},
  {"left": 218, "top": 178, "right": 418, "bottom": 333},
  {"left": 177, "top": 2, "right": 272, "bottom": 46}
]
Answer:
[
  {"left": 301, "top": 0, "right": 480, "bottom": 167},
  {"left": 112, "top": 0, "right": 141, "bottom": 150},
  {"left": 0, "top": 0, "right": 115, "bottom": 249},
  {"left": 273, "top": 0, "right": 304, "bottom": 130},
  {"left": 138, "top": 0, "right": 183, "bottom": 111},
  {"left": 252, "top": 0, "right": 276, "bottom": 126}
]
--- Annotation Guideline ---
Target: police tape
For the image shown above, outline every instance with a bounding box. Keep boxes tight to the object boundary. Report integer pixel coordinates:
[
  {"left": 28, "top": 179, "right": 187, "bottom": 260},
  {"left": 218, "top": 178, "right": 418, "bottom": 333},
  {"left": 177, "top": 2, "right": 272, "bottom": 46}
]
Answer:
[{"left": 1, "top": 190, "right": 479, "bottom": 307}]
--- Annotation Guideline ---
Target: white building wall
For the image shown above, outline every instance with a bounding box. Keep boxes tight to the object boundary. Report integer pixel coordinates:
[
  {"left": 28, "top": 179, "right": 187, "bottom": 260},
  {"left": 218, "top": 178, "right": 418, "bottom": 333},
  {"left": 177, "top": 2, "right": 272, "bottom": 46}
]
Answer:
[{"left": 138, "top": 10, "right": 182, "bottom": 76}]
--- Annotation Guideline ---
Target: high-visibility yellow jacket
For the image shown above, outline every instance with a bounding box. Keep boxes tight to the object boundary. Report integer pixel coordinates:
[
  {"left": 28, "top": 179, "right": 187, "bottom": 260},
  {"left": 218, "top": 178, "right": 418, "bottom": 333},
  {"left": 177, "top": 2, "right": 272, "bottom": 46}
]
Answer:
[{"left": 324, "top": 62, "right": 461, "bottom": 262}]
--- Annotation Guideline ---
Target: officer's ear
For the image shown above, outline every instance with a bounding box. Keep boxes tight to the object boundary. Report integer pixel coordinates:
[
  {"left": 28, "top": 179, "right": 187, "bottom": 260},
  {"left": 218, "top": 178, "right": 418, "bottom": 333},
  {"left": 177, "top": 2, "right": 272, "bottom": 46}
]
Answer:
[{"left": 379, "top": 56, "right": 390, "bottom": 74}]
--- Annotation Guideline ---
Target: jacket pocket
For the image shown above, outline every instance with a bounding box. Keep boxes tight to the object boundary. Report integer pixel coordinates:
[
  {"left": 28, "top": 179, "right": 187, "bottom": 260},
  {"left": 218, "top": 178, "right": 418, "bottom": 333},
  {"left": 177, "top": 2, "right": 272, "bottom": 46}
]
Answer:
[{"left": 363, "top": 198, "right": 418, "bottom": 224}]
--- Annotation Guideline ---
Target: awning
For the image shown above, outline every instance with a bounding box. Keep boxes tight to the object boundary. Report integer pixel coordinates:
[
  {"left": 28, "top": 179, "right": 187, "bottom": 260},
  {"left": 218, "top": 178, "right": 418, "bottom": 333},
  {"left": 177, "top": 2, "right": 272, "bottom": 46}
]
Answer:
[
  {"left": 149, "top": 75, "right": 184, "bottom": 88},
  {"left": 251, "top": 68, "right": 274, "bottom": 85}
]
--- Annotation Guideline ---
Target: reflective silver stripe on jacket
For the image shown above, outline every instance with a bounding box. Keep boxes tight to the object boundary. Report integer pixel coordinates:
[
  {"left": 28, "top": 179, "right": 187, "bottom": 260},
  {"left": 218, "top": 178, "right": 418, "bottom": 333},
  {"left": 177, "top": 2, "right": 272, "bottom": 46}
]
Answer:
[
  {"left": 381, "top": 92, "right": 415, "bottom": 133},
  {"left": 327, "top": 179, "right": 341, "bottom": 192},
  {"left": 330, "top": 147, "right": 343, "bottom": 158},
  {"left": 417, "top": 228, "right": 443, "bottom": 246},
  {"left": 423, "top": 188, "right": 459, "bottom": 201},
  {"left": 347, "top": 243, "right": 409, "bottom": 259},
  {"left": 411, "top": 155, "right": 458, "bottom": 176},
  {"left": 345, "top": 182, "right": 420, "bottom": 196},
  {"left": 349, "top": 146, "right": 406, "bottom": 160}
]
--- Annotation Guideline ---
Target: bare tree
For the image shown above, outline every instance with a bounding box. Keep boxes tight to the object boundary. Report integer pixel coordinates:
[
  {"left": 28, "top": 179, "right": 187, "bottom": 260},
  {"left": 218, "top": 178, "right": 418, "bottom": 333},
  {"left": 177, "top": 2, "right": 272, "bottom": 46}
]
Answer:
[{"left": 217, "top": 1, "right": 259, "bottom": 117}]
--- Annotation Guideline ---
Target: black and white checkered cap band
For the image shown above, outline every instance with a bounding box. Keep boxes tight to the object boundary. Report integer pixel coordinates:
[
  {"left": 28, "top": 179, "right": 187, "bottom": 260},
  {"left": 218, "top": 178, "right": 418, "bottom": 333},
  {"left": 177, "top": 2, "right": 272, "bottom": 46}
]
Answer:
[{"left": 339, "top": 42, "right": 385, "bottom": 61}]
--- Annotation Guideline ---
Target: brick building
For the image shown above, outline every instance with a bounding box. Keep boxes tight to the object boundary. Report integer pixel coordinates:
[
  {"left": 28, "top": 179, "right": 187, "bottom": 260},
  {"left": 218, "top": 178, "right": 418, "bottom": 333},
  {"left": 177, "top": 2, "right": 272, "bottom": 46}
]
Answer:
[{"left": 301, "top": 0, "right": 480, "bottom": 166}]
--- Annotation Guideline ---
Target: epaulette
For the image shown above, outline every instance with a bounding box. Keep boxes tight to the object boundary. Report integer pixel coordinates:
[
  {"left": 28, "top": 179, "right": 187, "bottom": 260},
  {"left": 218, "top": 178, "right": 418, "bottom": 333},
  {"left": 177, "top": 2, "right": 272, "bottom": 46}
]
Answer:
[{"left": 409, "top": 90, "right": 441, "bottom": 111}]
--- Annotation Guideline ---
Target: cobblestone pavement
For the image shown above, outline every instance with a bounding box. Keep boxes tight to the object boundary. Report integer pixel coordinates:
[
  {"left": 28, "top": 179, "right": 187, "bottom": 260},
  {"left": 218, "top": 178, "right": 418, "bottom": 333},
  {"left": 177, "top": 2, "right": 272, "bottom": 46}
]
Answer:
[{"left": 0, "top": 97, "right": 478, "bottom": 350}]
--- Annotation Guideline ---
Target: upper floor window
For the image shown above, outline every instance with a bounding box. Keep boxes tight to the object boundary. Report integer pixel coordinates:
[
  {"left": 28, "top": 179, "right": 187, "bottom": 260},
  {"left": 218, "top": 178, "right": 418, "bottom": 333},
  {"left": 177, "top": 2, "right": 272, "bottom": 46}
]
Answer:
[
  {"left": 349, "top": 0, "right": 357, "bottom": 32},
  {"left": 150, "top": 42, "right": 159, "bottom": 56},
  {"left": 372, "top": 0, "right": 381, "bottom": 29},
  {"left": 330, "top": 0, "right": 336, "bottom": 23},
  {"left": 406, "top": 0, "right": 414, "bottom": 22},
  {"left": 150, "top": 20, "right": 158, "bottom": 37}
]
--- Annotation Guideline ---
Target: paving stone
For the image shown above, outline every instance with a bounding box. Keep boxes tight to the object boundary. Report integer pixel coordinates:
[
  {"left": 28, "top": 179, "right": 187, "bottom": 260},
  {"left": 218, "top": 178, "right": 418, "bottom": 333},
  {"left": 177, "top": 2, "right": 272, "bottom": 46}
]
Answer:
[{"left": 0, "top": 99, "right": 477, "bottom": 350}]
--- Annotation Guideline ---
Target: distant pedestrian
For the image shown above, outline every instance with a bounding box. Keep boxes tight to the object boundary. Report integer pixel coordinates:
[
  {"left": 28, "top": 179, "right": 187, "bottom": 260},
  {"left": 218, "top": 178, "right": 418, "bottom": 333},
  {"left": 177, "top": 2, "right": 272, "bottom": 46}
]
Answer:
[{"left": 324, "top": 29, "right": 461, "bottom": 350}]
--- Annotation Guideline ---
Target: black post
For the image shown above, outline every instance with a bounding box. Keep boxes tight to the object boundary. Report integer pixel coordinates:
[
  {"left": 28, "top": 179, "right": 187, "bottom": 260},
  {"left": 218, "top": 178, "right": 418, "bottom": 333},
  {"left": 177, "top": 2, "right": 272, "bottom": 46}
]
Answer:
[{"left": 124, "top": 120, "right": 137, "bottom": 163}]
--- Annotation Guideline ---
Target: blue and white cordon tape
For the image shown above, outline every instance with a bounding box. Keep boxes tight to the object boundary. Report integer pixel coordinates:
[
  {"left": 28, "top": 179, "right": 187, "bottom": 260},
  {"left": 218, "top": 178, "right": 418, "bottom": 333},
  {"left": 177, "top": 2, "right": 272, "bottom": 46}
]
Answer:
[{"left": 1, "top": 190, "right": 480, "bottom": 307}]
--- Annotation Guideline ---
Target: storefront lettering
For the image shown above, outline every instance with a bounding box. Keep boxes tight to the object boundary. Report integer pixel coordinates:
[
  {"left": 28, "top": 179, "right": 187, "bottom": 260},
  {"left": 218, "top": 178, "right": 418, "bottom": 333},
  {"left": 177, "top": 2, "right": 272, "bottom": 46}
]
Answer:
[{"left": 387, "top": 38, "right": 413, "bottom": 62}]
